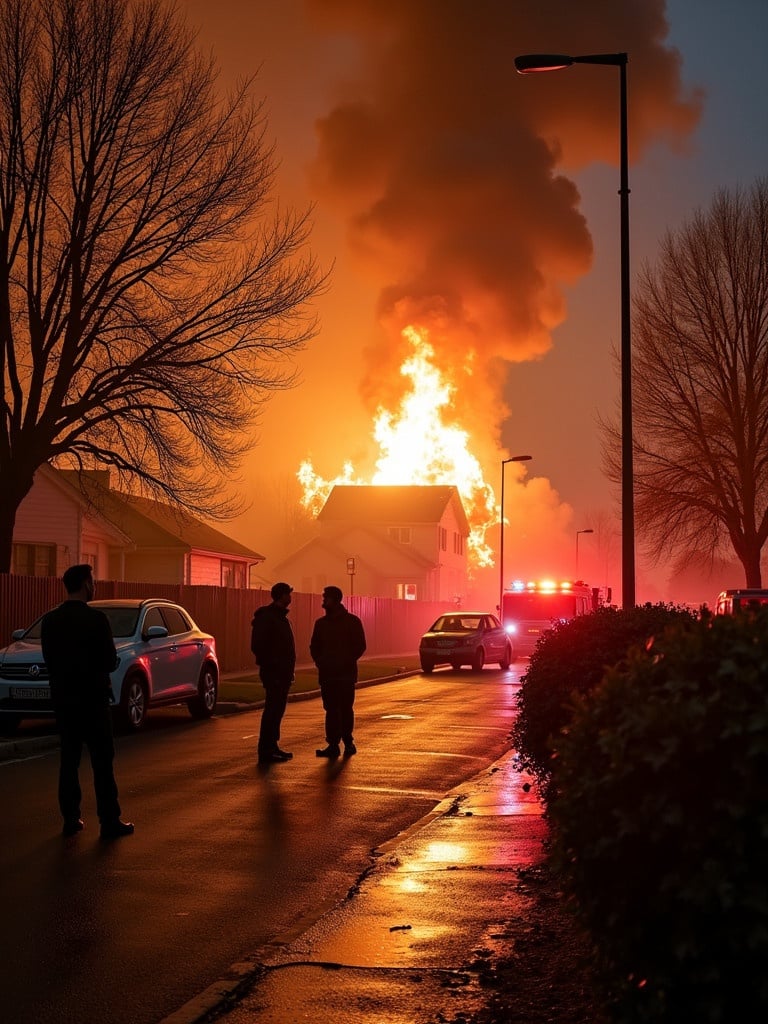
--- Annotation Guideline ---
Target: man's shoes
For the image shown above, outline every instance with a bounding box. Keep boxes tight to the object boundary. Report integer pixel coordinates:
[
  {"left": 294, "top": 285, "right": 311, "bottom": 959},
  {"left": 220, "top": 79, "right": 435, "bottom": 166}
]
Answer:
[
  {"left": 343, "top": 742, "right": 357, "bottom": 757},
  {"left": 316, "top": 744, "right": 341, "bottom": 758},
  {"left": 62, "top": 818, "right": 84, "bottom": 837},
  {"left": 100, "top": 820, "right": 135, "bottom": 840},
  {"left": 258, "top": 750, "right": 291, "bottom": 764}
]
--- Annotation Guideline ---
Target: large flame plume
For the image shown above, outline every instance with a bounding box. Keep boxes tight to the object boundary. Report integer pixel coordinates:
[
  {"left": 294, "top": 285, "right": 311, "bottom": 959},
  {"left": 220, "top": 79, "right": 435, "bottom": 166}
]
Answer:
[{"left": 299, "top": 324, "right": 499, "bottom": 567}]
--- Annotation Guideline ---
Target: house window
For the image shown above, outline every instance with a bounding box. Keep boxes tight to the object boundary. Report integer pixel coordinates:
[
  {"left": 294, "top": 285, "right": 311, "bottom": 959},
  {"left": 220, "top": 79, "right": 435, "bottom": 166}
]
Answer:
[
  {"left": 396, "top": 582, "right": 417, "bottom": 600},
  {"left": 453, "top": 533, "right": 464, "bottom": 555},
  {"left": 439, "top": 526, "right": 447, "bottom": 551},
  {"left": 12, "top": 543, "right": 56, "bottom": 577},
  {"left": 388, "top": 527, "right": 412, "bottom": 544},
  {"left": 221, "top": 560, "right": 246, "bottom": 588}
]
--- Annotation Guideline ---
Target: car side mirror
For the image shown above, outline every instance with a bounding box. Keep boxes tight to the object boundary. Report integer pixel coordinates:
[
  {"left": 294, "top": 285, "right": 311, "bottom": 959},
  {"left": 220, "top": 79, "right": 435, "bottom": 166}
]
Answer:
[
  {"left": 144, "top": 625, "right": 169, "bottom": 641},
  {"left": 11, "top": 629, "right": 25, "bottom": 641}
]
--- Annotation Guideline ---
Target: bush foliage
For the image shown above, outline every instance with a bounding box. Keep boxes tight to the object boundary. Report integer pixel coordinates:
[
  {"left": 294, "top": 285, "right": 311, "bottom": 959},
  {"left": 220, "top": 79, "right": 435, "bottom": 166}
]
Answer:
[
  {"left": 550, "top": 611, "right": 768, "bottom": 1023},
  {"left": 511, "top": 603, "right": 696, "bottom": 801}
]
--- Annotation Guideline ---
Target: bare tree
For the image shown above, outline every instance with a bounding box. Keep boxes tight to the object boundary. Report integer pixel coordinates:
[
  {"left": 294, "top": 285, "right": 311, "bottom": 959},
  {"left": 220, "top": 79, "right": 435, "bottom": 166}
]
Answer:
[
  {"left": 604, "top": 179, "right": 768, "bottom": 587},
  {"left": 0, "top": 0, "right": 323, "bottom": 572}
]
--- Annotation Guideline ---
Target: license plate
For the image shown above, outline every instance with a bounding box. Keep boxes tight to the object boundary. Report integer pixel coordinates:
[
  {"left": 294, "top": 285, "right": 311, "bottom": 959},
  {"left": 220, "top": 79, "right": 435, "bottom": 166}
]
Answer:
[{"left": 10, "top": 686, "right": 50, "bottom": 699}]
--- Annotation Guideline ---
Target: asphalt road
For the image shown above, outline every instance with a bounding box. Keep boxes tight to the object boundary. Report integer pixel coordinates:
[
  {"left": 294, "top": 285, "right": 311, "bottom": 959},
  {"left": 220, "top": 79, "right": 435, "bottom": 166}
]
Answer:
[{"left": 0, "top": 665, "right": 524, "bottom": 1024}]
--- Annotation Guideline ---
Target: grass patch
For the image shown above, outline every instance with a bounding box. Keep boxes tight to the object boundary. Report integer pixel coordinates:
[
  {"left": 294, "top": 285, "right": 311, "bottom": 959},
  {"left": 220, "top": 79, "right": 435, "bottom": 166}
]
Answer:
[{"left": 220, "top": 655, "right": 423, "bottom": 704}]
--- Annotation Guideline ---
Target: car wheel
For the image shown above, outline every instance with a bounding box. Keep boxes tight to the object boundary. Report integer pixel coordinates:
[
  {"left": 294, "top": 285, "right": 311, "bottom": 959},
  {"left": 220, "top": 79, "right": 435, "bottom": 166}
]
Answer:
[
  {"left": 472, "top": 647, "right": 485, "bottom": 672},
  {"left": 420, "top": 658, "right": 435, "bottom": 674},
  {"left": 120, "top": 674, "right": 147, "bottom": 732},
  {"left": 188, "top": 663, "right": 218, "bottom": 719},
  {"left": 499, "top": 644, "right": 513, "bottom": 670}
]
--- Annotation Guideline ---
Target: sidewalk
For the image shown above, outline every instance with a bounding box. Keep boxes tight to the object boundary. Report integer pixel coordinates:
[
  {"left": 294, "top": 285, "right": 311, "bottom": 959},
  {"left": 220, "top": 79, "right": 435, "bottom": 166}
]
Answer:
[{"left": 160, "top": 750, "right": 550, "bottom": 1024}]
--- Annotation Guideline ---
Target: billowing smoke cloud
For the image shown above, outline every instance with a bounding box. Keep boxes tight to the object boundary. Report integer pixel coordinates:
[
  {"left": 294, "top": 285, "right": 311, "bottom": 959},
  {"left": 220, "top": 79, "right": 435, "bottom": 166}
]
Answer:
[{"left": 306, "top": 0, "right": 701, "bottom": 429}]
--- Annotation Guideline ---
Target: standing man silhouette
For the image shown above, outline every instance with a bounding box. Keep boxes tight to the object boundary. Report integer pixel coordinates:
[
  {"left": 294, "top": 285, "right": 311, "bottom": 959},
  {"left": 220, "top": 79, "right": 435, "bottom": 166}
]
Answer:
[
  {"left": 251, "top": 582, "right": 296, "bottom": 765},
  {"left": 311, "top": 586, "right": 366, "bottom": 759},
  {"left": 41, "top": 564, "right": 134, "bottom": 839}
]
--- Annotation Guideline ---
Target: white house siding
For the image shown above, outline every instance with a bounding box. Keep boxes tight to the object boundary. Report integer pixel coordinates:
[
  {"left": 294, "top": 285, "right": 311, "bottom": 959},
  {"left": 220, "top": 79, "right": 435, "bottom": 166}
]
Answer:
[
  {"left": 14, "top": 473, "right": 81, "bottom": 576},
  {"left": 190, "top": 552, "right": 223, "bottom": 587},
  {"left": 438, "top": 502, "right": 467, "bottom": 578}
]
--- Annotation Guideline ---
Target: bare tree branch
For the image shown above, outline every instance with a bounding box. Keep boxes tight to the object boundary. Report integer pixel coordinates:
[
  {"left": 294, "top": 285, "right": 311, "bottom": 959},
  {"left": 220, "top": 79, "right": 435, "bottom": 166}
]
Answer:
[
  {"left": 0, "top": 0, "right": 326, "bottom": 571},
  {"left": 602, "top": 179, "right": 768, "bottom": 587}
]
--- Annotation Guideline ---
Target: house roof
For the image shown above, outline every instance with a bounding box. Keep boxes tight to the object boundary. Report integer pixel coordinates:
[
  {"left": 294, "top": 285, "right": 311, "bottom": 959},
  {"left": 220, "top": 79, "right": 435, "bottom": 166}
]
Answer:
[
  {"left": 55, "top": 469, "right": 264, "bottom": 561},
  {"left": 318, "top": 485, "right": 470, "bottom": 534},
  {"left": 273, "top": 524, "right": 436, "bottom": 578}
]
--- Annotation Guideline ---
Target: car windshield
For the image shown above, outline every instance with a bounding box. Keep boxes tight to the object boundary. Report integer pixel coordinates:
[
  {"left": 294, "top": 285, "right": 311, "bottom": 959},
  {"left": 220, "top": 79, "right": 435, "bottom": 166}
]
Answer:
[
  {"left": 21, "top": 605, "right": 140, "bottom": 640},
  {"left": 504, "top": 593, "right": 578, "bottom": 619},
  {"left": 432, "top": 615, "right": 483, "bottom": 632}
]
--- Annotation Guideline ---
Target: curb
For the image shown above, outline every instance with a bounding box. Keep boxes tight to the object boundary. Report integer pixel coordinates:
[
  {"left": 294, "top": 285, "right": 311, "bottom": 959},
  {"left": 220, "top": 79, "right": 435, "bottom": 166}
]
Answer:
[{"left": 0, "top": 733, "right": 60, "bottom": 761}]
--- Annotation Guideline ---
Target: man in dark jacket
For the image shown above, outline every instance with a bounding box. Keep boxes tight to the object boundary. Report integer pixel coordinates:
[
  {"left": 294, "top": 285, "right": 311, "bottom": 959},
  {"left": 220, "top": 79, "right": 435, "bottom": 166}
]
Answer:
[
  {"left": 251, "top": 582, "right": 296, "bottom": 765},
  {"left": 40, "top": 564, "right": 134, "bottom": 839},
  {"left": 310, "top": 585, "right": 366, "bottom": 758}
]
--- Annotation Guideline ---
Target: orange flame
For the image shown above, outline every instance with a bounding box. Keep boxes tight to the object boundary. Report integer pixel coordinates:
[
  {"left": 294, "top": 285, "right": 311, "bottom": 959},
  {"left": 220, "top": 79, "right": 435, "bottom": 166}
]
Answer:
[{"left": 298, "top": 325, "right": 498, "bottom": 568}]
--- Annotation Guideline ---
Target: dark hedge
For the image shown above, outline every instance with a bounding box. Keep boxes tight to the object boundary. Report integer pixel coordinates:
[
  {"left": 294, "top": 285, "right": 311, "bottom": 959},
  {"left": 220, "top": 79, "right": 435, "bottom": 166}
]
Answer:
[
  {"left": 511, "top": 603, "right": 697, "bottom": 803},
  {"left": 549, "top": 610, "right": 768, "bottom": 1023}
]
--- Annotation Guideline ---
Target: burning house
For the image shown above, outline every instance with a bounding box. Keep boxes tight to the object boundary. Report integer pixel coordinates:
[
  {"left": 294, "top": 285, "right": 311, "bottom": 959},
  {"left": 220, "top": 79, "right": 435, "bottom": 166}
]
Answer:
[{"left": 272, "top": 484, "right": 469, "bottom": 602}]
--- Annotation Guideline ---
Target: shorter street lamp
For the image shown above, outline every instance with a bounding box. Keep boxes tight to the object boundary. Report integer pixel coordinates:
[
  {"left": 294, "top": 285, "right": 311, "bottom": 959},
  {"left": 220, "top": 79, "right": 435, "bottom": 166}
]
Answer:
[
  {"left": 499, "top": 455, "right": 533, "bottom": 611},
  {"left": 346, "top": 556, "right": 356, "bottom": 597},
  {"left": 576, "top": 529, "right": 594, "bottom": 578}
]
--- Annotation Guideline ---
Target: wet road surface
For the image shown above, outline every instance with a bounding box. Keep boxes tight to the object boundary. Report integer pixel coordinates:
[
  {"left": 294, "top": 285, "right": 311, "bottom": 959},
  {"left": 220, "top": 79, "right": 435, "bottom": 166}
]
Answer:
[{"left": 0, "top": 665, "right": 523, "bottom": 1024}]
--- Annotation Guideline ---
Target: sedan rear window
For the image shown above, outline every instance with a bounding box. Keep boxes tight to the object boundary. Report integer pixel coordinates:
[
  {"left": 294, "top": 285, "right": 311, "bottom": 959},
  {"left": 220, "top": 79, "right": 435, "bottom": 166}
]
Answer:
[{"left": 432, "top": 616, "right": 482, "bottom": 632}]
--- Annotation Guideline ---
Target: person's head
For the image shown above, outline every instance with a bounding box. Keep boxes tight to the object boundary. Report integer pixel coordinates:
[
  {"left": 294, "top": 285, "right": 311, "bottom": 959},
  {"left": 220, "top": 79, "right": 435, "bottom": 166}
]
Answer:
[
  {"left": 62, "top": 563, "right": 95, "bottom": 601},
  {"left": 271, "top": 581, "right": 293, "bottom": 607},
  {"left": 322, "top": 585, "right": 343, "bottom": 611}
]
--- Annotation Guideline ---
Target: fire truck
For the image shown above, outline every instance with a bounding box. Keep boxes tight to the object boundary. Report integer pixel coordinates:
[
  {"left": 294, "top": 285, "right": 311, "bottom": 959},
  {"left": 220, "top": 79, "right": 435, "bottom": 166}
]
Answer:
[
  {"left": 715, "top": 588, "right": 768, "bottom": 614},
  {"left": 500, "top": 579, "right": 600, "bottom": 657}
]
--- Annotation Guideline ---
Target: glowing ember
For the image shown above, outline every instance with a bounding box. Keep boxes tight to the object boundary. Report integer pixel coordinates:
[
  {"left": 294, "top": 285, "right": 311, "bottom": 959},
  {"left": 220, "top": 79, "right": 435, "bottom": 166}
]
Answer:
[{"left": 298, "top": 325, "right": 498, "bottom": 568}]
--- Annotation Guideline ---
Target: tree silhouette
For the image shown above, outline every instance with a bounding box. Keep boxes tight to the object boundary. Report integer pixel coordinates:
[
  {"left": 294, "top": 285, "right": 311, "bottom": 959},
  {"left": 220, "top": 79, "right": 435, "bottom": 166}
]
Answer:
[
  {"left": 0, "top": 0, "right": 323, "bottom": 572},
  {"left": 604, "top": 179, "right": 768, "bottom": 587}
]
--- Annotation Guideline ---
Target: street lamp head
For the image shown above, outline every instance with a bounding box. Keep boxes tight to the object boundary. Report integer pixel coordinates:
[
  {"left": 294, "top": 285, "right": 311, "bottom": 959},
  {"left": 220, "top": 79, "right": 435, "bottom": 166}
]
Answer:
[
  {"left": 514, "top": 53, "right": 574, "bottom": 74},
  {"left": 577, "top": 528, "right": 594, "bottom": 536},
  {"left": 502, "top": 454, "right": 532, "bottom": 465},
  {"left": 514, "top": 52, "right": 627, "bottom": 74}
]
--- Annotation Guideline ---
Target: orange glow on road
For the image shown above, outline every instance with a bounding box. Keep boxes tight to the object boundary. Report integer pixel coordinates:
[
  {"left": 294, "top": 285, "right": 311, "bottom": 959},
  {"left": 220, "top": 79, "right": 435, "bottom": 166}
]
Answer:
[{"left": 298, "top": 325, "right": 498, "bottom": 569}]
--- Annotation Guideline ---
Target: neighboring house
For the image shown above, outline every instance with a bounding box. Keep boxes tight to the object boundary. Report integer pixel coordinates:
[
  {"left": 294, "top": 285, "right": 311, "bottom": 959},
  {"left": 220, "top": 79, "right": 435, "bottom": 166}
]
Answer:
[
  {"left": 11, "top": 465, "right": 265, "bottom": 587},
  {"left": 272, "top": 484, "right": 469, "bottom": 602}
]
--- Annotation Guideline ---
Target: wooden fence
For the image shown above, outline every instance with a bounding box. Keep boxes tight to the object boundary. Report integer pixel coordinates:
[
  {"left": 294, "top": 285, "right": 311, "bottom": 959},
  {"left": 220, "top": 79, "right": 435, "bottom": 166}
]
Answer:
[{"left": 0, "top": 575, "right": 448, "bottom": 674}]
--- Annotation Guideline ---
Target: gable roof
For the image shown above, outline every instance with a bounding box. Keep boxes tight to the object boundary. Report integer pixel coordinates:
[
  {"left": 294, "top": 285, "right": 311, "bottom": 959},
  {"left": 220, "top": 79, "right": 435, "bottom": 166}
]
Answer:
[
  {"left": 273, "top": 524, "right": 437, "bottom": 577},
  {"left": 318, "top": 485, "right": 469, "bottom": 534},
  {"left": 55, "top": 469, "right": 264, "bottom": 561}
]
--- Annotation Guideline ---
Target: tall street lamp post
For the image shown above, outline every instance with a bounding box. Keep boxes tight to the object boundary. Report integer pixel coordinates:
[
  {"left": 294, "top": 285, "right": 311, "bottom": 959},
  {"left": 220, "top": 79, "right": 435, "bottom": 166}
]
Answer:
[
  {"left": 514, "top": 52, "right": 635, "bottom": 609},
  {"left": 576, "top": 528, "right": 594, "bottom": 578},
  {"left": 499, "top": 455, "right": 533, "bottom": 612}
]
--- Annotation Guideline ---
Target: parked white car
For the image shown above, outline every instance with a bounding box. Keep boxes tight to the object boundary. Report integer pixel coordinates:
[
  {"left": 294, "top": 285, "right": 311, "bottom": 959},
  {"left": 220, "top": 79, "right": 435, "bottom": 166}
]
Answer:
[{"left": 0, "top": 599, "right": 218, "bottom": 733}]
